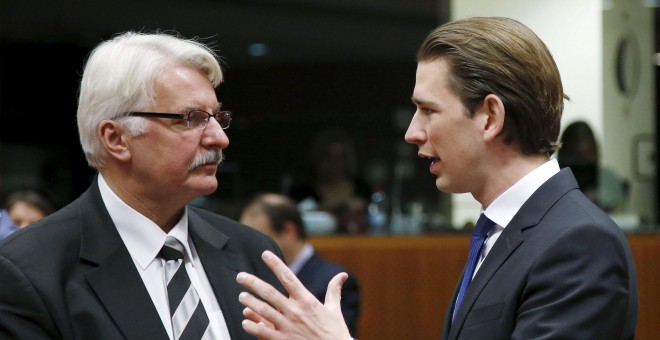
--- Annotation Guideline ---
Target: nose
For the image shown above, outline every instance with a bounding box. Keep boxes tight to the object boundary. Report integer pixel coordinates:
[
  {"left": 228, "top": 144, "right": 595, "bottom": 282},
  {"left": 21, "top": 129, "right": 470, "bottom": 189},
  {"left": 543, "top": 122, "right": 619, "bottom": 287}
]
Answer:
[
  {"left": 404, "top": 111, "right": 424, "bottom": 145},
  {"left": 201, "top": 117, "right": 230, "bottom": 149}
]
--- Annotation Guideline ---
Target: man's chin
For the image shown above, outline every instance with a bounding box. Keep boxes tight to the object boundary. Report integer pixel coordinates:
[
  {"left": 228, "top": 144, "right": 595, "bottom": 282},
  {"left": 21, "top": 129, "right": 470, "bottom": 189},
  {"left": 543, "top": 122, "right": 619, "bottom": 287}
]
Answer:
[
  {"left": 190, "top": 176, "right": 218, "bottom": 195},
  {"left": 435, "top": 178, "right": 455, "bottom": 194}
]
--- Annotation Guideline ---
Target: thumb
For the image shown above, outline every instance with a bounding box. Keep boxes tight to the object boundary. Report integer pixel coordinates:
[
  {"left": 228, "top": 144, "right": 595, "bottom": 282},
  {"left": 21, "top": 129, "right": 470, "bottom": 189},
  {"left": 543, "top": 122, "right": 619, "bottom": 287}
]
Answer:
[{"left": 324, "top": 272, "right": 348, "bottom": 311}]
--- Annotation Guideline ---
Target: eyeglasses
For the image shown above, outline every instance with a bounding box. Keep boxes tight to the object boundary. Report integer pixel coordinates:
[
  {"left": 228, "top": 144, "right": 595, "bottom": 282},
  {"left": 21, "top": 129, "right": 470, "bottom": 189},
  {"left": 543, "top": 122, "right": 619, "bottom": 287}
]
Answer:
[{"left": 125, "top": 110, "right": 232, "bottom": 130}]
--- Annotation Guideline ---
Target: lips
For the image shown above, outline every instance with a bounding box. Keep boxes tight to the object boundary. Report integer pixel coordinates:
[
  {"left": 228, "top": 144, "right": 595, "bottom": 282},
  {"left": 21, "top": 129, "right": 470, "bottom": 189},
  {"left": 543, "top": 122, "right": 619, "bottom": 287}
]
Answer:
[
  {"left": 419, "top": 154, "right": 440, "bottom": 174},
  {"left": 418, "top": 153, "right": 439, "bottom": 164}
]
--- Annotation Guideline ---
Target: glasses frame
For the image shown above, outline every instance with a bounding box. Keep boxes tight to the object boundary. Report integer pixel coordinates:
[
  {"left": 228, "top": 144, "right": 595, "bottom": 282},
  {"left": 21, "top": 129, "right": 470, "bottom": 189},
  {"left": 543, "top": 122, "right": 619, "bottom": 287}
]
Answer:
[{"left": 124, "top": 110, "right": 232, "bottom": 130}]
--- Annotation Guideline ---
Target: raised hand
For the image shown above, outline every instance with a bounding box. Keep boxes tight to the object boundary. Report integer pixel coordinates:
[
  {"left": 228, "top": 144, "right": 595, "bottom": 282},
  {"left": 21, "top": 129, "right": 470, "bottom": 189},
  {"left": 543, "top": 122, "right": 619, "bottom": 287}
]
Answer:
[{"left": 236, "top": 250, "right": 352, "bottom": 340}]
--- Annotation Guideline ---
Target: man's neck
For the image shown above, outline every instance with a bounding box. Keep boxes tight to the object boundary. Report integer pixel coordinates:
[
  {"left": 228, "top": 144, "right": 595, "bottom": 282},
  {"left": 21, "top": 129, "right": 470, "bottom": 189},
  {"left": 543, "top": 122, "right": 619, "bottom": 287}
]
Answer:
[
  {"left": 475, "top": 154, "right": 549, "bottom": 209},
  {"left": 284, "top": 240, "right": 307, "bottom": 265},
  {"left": 99, "top": 171, "right": 184, "bottom": 232}
]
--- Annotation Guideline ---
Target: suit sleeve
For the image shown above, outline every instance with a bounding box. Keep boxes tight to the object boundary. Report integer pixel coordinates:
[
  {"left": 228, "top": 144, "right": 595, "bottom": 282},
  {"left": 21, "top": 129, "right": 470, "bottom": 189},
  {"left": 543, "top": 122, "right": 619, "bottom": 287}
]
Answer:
[
  {"left": 0, "top": 255, "right": 60, "bottom": 339},
  {"left": 513, "top": 224, "right": 634, "bottom": 340}
]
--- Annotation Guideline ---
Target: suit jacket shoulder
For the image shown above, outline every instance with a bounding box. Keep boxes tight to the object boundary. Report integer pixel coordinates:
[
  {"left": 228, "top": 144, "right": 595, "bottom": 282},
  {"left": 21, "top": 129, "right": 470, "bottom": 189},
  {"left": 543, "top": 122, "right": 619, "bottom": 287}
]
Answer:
[
  {"left": 445, "top": 168, "right": 638, "bottom": 340},
  {"left": 0, "top": 180, "right": 284, "bottom": 340}
]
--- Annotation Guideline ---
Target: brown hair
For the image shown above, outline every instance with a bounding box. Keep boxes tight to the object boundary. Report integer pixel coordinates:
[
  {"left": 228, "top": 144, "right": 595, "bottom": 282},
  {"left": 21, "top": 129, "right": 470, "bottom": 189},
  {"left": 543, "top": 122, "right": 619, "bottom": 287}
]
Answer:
[
  {"left": 5, "top": 190, "right": 54, "bottom": 216},
  {"left": 247, "top": 193, "right": 307, "bottom": 239},
  {"left": 417, "top": 17, "right": 567, "bottom": 155}
]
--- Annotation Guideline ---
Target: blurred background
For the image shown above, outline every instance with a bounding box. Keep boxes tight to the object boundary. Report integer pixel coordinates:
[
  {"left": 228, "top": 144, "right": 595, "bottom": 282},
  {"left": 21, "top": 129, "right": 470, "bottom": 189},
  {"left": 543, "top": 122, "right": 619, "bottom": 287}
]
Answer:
[
  {"left": 1, "top": 0, "right": 658, "bottom": 233},
  {"left": 2, "top": 1, "right": 659, "bottom": 338}
]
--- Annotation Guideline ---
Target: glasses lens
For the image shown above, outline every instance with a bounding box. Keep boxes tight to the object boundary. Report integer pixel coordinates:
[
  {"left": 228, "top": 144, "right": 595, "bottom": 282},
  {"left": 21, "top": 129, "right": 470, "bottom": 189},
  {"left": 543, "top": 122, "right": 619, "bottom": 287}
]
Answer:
[
  {"left": 188, "top": 110, "right": 210, "bottom": 129},
  {"left": 216, "top": 111, "right": 231, "bottom": 129}
]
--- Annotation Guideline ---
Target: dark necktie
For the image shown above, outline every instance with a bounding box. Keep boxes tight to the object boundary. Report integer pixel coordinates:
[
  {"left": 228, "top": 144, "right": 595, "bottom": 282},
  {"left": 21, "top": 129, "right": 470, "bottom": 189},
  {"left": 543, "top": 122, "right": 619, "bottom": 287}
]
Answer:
[
  {"left": 453, "top": 214, "right": 495, "bottom": 320},
  {"left": 159, "top": 236, "right": 210, "bottom": 339}
]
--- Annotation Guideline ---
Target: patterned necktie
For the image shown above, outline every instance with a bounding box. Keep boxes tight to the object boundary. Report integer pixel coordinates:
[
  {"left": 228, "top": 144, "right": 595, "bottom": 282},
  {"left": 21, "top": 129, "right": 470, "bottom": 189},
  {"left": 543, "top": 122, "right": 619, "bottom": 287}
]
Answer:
[
  {"left": 159, "top": 236, "right": 210, "bottom": 339},
  {"left": 453, "top": 214, "right": 495, "bottom": 320}
]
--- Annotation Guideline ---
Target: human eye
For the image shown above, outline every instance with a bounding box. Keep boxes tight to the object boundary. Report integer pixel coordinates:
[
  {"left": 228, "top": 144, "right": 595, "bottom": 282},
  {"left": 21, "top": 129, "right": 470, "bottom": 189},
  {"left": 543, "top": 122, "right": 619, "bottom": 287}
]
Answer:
[
  {"left": 172, "top": 116, "right": 189, "bottom": 126},
  {"left": 184, "top": 110, "right": 207, "bottom": 129},
  {"left": 416, "top": 105, "right": 435, "bottom": 116},
  {"left": 412, "top": 99, "right": 435, "bottom": 116}
]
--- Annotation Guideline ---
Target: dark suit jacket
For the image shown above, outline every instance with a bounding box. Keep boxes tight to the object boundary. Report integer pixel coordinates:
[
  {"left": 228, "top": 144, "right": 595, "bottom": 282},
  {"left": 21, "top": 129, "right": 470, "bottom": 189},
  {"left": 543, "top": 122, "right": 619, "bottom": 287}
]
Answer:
[
  {"left": 297, "top": 253, "right": 360, "bottom": 336},
  {"left": 0, "top": 179, "right": 285, "bottom": 339},
  {"left": 442, "top": 168, "right": 638, "bottom": 339}
]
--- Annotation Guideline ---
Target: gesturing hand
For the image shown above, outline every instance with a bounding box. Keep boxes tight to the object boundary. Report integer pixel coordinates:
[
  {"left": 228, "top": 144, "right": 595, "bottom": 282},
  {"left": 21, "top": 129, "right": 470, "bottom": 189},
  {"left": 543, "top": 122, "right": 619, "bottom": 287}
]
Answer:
[{"left": 236, "top": 250, "right": 352, "bottom": 340}]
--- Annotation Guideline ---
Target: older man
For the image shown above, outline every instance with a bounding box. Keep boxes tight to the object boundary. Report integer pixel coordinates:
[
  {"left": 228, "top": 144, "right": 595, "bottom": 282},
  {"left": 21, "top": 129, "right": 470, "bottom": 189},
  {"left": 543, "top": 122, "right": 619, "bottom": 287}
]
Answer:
[{"left": 0, "top": 32, "right": 284, "bottom": 339}]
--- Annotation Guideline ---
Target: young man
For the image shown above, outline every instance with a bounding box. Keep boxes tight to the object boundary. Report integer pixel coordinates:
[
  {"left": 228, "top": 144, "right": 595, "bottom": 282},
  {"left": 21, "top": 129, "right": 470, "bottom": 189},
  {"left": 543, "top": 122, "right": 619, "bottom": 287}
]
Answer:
[
  {"left": 0, "top": 32, "right": 284, "bottom": 339},
  {"left": 235, "top": 17, "right": 638, "bottom": 340}
]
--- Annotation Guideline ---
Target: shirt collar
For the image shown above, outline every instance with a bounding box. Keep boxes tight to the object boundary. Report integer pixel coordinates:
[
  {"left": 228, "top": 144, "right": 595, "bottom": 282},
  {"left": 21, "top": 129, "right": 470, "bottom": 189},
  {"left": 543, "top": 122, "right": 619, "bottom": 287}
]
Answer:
[
  {"left": 97, "top": 174, "right": 193, "bottom": 269},
  {"left": 289, "top": 243, "right": 314, "bottom": 275},
  {"left": 484, "top": 158, "right": 560, "bottom": 228}
]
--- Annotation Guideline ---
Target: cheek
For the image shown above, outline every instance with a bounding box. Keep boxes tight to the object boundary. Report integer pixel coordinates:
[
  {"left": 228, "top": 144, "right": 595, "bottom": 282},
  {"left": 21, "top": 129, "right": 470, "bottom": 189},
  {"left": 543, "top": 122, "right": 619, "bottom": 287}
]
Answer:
[
  {"left": 426, "top": 122, "right": 451, "bottom": 150},
  {"left": 156, "top": 143, "right": 197, "bottom": 169}
]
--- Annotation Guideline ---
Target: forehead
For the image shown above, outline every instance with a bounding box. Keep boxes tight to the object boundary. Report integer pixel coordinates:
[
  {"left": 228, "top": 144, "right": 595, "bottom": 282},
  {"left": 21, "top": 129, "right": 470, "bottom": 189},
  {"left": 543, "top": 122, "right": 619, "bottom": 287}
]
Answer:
[
  {"left": 413, "top": 60, "right": 456, "bottom": 105},
  {"left": 151, "top": 64, "right": 218, "bottom": 110},
  {"left": 8, "top": 201, "right": 45, "bottom": 218}
]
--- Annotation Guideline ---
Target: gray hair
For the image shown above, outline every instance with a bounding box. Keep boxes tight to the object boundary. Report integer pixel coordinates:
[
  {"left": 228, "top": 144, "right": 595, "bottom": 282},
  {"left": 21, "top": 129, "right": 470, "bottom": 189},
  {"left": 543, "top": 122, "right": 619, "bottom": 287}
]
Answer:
[{"left": 76, "top": 31, "right": 223, "bottom": 169}]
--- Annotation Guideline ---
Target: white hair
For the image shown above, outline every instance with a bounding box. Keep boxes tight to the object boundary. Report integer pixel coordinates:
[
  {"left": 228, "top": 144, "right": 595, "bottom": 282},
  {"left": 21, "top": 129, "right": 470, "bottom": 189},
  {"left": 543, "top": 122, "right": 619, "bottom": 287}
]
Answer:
[{"left": 76, "top": 31, "right": 223, "bottom": 169}]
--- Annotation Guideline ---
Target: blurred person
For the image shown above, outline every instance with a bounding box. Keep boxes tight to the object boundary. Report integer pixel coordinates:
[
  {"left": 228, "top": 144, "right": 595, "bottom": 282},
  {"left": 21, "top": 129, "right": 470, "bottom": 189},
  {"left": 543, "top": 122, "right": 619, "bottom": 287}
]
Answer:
[
  {"left": 0, "top": 31, "right": 284, "bottom": 339},
  {"left": 557, "top": 121, "right": 599, "bottom": 202},
  {"left": 239, "top": 193, "right": 360, "bottom": 336},
  {"left": 5, "top": 190, "right": 54, "bottom": 228},
  {"left": 558, "top": 121, "right": 629, "bottom": 213},
  {"left": 290, "top": 128, "right": 371, "bottom": 234},
  {"left": 235, "top": 17, "right": 638, "bottom": 340}
]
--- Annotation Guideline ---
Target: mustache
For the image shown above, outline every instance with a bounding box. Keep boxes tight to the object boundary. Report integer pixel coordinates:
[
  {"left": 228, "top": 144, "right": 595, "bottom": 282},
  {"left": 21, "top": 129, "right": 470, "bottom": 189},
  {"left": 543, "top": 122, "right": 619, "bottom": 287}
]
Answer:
[{"left": 189, "top": 150, "right": 224, "bottom": 170}]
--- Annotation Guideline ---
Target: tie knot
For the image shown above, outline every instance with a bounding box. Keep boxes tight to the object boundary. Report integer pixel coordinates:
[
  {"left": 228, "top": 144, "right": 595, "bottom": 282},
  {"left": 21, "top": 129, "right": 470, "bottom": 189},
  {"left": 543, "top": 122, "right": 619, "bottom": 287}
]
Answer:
[
  {"left": 473, "top": 214, "right": 495, "bottom": 238},
  {"left": 158, "top": 236, "right": 184, "bottom": 261}
]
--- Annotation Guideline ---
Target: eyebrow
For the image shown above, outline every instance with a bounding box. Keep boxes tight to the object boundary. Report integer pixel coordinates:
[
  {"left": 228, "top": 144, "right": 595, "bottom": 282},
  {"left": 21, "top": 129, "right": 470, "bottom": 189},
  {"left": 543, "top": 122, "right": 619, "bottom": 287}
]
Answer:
[
  {"left": 412, "top": 97, "right": 431, "bottom": 106},
  {"left": 184, "top": 102, "right": 222, "bottom": 113}
]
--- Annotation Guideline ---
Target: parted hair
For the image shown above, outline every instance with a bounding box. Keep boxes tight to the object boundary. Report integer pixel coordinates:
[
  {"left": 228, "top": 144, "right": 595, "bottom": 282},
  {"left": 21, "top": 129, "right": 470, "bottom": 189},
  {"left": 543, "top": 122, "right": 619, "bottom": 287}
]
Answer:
[
  {"left": 77, "top": 31, "right": 223, "bottom": 169},
  {"left": 417, "top": 17, "right": 567, "bottom": 155}
]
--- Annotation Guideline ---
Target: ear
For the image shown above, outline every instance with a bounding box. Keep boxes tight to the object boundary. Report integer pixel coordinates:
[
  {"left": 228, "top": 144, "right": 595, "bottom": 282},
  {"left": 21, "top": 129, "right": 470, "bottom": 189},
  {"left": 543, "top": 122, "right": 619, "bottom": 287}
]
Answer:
[
  {"left": 480, "top": 94, "right": 505, "bottom": 143},
  {"left": 281, "top": 221, "right": 299, "bottom": 240},
  {"left": 98, "top": 119, "right": 132, "bottom": 162}
]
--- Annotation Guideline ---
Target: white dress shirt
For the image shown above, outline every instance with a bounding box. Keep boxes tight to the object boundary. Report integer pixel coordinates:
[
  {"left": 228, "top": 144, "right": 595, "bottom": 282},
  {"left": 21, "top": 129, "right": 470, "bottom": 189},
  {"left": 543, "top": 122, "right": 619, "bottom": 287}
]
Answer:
[
  {"left": 474, "top": 159, "right": 560, "bottom": 276},
  {"left": 98, "top": 175, "right": 230, "bottom": 340}
]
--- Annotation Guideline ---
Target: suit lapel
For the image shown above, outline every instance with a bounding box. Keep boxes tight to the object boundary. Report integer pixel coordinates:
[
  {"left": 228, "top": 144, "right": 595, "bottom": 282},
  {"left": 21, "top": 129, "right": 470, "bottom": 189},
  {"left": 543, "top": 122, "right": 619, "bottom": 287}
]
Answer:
[
  {"left": 446, "top": 169, "right": 580, "bottom": 339},
  {"left": 78, "top": 179, "right": 168, "bottom": 339},
  {"left": 188, "top": 210, "right": 251, "bottom": 339},
  {"left": 85, "top": 248, "right": 169, "bottom": 339}
]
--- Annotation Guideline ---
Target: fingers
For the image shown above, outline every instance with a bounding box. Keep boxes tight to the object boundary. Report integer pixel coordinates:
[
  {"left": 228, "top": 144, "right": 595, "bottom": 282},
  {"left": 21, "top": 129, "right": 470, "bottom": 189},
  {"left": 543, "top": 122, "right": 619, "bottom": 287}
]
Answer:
[
  {"left": 241, "top": 318, "right": 279, "bottom": 339},
  {"left": 241, "top": 302, "right": 279, "bottom": 338},
  {"left": 259, "top": 250, "right": 309, "bottom": 299},
  {"left": 236, "top": 274, "right": 290, "bottom": 316},
  {"left": 237, "top": 256, "right": 352, "bottom": 340},
  {"left": 324, "top": 272, "right": 348, "bottom": 311},
  {"left": 242, "top": 307, "right": 262, "bottom": 324}
]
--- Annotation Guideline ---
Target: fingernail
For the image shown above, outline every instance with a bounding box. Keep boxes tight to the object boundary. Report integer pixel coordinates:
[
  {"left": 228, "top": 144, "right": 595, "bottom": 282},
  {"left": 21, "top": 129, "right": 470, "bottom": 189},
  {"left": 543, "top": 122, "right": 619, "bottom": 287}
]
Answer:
[
  {"left": 236, "top": 272, "right": 245, "bottom": 283},
  {"left": 239, "top": 292, "right": 247, "bottom": 301},
  {"left": 262, "top": 251, "right": 272, "bottom": 260}
]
